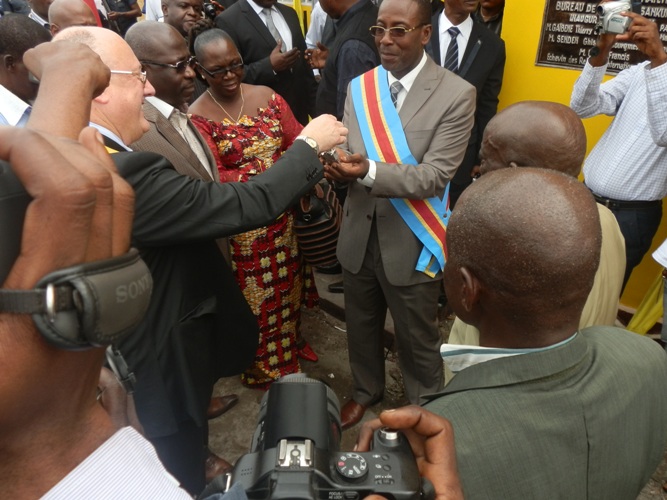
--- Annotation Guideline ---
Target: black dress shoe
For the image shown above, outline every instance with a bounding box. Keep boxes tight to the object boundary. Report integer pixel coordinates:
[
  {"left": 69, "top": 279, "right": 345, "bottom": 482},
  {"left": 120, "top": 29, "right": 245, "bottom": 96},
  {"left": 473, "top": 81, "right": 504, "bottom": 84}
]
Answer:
[
  {"left": 316, "top": 262, "right": 342, "bottom": 274},
  {"left": 328, "top": 280, "right": 344, "bottom": 294}
]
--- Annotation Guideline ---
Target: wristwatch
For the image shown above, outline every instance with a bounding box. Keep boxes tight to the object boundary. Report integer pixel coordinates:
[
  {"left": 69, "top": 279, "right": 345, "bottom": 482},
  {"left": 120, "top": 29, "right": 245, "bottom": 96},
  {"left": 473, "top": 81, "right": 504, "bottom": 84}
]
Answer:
[{"left": 295, "top": 135, "right": 319, "bottom": 154}]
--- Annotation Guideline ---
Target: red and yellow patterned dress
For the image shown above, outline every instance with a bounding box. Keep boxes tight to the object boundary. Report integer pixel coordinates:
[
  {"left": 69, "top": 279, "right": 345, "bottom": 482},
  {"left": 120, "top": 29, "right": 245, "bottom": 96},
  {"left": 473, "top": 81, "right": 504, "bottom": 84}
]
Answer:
[{"left": 191, "top": 93, "right": 318, "bottom": 388}]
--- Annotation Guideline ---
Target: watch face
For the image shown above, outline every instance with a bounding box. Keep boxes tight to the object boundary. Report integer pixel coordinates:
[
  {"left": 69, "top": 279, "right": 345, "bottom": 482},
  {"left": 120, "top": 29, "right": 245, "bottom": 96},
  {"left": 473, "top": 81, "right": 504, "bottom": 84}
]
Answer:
[{"left": 298, "top": 136, "right": 318, "bottom": 152}]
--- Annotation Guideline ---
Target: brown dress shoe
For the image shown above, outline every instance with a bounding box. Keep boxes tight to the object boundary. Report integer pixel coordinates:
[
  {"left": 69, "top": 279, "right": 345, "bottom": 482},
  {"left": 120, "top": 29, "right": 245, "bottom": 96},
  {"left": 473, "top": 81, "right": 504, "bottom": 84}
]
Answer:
[
  {"left": 340, "top": 399, "right": 367, "bottom": 430},
  {"left": 205, "top": 450, "right": 232, "bottom": 483},
  {"left": 207, "top": 394, "right": 239, "bottom": 420}
]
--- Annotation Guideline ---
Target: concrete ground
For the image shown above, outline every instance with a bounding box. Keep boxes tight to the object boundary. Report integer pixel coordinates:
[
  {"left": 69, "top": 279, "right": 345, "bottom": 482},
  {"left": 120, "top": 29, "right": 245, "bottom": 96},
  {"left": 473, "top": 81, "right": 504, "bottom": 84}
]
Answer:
[{"left": 208, "top": 272, "right": 667, "bottom": 499}]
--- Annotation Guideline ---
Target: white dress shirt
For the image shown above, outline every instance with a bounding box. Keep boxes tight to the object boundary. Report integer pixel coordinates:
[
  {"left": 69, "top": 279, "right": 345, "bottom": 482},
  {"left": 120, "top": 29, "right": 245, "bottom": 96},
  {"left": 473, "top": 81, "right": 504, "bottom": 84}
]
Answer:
[
  {"left": 571, "top": 60, "right": 667, "bottom": 201},
  {"left": 42, "top": 427, "right": 191, "bottom": 500},
  {"left": 0, "top": 84, "right": 31, "bottom": 127},
  {"left": 438, "top": 12, "right": 473, "bottom": 68},
  {"left": 247, "top": 0, "right": 292, "bottom": 51},
  {"left": 441, "top": 333, "right": 577, "bottom": 376},
  {"left": 144, "top": 0, "right": 163, "bottom": 21},
  {"left": 28, "top": 9, "right": 48, "bottom": 26}
]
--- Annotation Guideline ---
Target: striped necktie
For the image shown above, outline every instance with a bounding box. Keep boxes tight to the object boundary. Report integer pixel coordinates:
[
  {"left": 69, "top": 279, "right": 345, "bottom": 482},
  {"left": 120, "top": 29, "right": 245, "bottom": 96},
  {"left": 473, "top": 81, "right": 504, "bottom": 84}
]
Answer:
[
  {"left": 390, "top": 81, "right": 403, "bottom": 108},
  {"left": 444, "top": 27, "right": 460, "bottom": 73}
]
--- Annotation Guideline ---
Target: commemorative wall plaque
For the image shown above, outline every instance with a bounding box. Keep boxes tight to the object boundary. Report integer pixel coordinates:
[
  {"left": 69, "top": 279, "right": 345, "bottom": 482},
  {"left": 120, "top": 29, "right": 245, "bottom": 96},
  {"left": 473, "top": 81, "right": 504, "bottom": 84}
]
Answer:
[{"left": 536, "top": 0, "right": 667, "bottom": 73}]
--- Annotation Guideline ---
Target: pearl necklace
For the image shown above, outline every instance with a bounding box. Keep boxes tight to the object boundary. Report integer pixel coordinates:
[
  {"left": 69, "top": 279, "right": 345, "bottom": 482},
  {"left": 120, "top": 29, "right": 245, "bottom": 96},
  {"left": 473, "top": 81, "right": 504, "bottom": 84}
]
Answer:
[{"left": 207, "top": 85, "right": 245, "bottom": 123}]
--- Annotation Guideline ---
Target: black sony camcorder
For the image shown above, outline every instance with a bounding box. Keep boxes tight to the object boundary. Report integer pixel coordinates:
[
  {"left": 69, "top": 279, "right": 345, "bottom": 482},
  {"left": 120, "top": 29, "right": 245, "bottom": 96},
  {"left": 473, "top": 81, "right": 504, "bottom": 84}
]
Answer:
[{"left": 202, "top": 374, "right": 434, "bottom": 500}]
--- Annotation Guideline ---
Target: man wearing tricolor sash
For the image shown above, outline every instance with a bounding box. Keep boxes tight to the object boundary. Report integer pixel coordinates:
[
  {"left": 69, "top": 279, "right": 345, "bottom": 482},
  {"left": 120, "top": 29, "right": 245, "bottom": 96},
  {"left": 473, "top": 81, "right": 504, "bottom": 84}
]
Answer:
[{"left": 325, "top": 0, "right": 475, "bottom": 430}]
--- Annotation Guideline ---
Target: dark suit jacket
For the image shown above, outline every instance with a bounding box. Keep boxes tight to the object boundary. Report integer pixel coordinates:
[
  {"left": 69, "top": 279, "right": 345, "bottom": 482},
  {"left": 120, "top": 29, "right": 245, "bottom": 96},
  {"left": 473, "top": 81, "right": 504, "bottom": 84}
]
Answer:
[
  {"left": 108, "top": 140, "right": 322, "bottom": 438},
  {"left": 425, "top": 327, "right": 667, "bottom": 499},
  {"left": 338, "top": 58, "right": 476, "bottom": 286},
  {"left": 427, "top": 14, "right": 505, "bottom": 188},
  {"left": 215, "top": 0, "right": 317, "bottom": 125}
]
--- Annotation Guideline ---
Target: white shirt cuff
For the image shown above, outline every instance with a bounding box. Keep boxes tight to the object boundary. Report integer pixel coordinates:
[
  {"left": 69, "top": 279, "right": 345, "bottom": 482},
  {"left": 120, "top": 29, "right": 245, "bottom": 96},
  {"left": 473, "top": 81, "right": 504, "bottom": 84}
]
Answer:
[{"left": 357, "top": 160, "right": 376, "bottom": 187}]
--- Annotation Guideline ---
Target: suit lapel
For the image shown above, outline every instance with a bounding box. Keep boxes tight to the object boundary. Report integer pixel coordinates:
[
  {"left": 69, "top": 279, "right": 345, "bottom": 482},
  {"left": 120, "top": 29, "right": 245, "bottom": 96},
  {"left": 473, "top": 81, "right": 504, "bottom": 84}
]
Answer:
[
  {"left": 399, "top": 57, "right": 438, "bottom": 128},
  {"left": 458, "top": 23, "right": 483, "bottom": 79},
  {"left": 190, "top": 123, "right": 219, "bottom": 182},
  {"left": 102, "top": 135, "right": 127, "bottom": 152},
  {"left": 429, "top": 12, "right": 442, "bottom": 64},
  {"left": 144, "top": 102, "right": 215, "bottom": 181},
  {"left": 240, "top": 0, "right": 279, "bottom": 49}
]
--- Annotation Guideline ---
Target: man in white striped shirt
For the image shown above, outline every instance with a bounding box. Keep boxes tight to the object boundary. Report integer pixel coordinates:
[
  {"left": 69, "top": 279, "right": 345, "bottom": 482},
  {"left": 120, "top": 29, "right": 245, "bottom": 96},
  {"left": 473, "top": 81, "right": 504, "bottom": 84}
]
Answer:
[{"left": 570, "top": 10, "right": 667, "bottom": 289}]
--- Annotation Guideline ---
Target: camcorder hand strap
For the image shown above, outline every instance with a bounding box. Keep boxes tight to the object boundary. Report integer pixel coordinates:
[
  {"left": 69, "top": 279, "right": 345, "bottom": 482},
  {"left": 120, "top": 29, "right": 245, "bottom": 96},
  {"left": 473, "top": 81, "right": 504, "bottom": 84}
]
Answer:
[{"left": 0, "top": 248, "right": 152, "bottom": 350}]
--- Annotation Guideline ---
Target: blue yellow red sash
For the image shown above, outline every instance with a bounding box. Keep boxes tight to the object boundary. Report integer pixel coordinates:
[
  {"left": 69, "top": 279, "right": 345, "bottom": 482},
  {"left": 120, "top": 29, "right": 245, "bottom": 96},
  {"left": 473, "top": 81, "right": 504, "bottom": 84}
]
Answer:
[{"left": 350, "top": 66, "right": 449, "bottom": 277}]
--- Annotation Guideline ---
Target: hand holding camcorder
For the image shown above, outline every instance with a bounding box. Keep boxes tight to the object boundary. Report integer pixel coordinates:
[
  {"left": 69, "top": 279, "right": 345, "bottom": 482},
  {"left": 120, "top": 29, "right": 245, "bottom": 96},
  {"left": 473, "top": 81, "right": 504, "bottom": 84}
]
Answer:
[{"left": 596, "top": 0, "right": 641, "bottom": 34}]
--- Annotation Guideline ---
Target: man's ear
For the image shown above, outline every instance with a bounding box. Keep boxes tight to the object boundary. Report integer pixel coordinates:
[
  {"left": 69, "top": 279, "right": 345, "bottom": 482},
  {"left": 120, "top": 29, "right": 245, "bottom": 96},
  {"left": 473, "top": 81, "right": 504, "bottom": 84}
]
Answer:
[
  {"left": 3, "top": 54, "right": 15, "bottom": 71},
  {"left": 93, "top": 87, "right": 111, "bottom": 105},
  {"left": 161, "top": 2, "right": 168, "bottom": 16},
  {"left": 459, "top": 266, "right": 481, "bottom": 313},
  {"left": 421, "top": 23, "right": 432, "bottom": 46}
]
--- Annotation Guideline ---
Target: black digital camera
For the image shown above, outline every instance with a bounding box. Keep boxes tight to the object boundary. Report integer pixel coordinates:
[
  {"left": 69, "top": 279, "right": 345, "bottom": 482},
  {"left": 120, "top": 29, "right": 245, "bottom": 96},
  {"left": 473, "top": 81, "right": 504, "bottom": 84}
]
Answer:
[
  {"left": 206, "top": 374, "right": 434, "bottom": 500},
  {"left": 0, "top": 160, "right": 31, "bottom": 285}
]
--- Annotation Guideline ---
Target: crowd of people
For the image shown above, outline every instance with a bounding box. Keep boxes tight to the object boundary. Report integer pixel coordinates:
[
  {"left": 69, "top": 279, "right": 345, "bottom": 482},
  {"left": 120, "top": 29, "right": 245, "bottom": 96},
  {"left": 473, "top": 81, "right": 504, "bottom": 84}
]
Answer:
[{"left": 1, "top": 0, "right": 667, "bottom": 498}]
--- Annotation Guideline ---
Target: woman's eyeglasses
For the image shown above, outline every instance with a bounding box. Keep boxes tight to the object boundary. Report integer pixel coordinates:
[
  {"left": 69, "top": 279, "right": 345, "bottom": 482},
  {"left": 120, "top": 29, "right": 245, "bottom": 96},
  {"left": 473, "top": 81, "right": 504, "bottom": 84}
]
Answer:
[{"left": 196, "top": 60, "right": 244, "bottom": 78}]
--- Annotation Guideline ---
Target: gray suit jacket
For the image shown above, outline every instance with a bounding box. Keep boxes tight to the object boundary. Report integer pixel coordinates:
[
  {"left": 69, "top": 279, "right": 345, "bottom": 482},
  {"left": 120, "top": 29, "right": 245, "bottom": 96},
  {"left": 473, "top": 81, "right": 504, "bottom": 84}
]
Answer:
[
  {"left": 337, "top": 57, "right": 475, "bottom": 286},
  {"left": 425, "top": 327, "right": 667, "bottom": 499},
  {"left": 132, "top": 101, "right": 216, "bottom": 182}
]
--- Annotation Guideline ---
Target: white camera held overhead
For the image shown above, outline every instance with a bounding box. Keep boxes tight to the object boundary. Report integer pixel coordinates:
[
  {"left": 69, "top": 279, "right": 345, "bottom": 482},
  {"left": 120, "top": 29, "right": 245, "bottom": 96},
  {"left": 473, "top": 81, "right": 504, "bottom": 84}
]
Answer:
[{"left": 596, "top": 0, "right": 641, "bottom": 34}]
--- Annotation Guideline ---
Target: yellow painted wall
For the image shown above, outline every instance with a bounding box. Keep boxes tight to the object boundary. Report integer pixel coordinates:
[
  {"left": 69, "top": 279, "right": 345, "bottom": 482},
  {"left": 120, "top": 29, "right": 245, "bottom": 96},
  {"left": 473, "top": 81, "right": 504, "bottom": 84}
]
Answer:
[{"left": 501, "top": 0, "right": 666, "bottom": 310}]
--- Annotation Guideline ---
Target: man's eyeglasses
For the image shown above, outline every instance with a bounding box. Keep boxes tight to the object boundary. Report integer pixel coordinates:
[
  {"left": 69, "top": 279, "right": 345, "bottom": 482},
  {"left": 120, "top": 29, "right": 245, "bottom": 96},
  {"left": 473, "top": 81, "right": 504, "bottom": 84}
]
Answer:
[
  {"left": 109, "top": 69, "right": 148, "bottom": 84},
  {"left": 368, "top": 24, "right": 429, "bottom": 38},
  {"left": 196, "top": 60, "right": 244, "bottom": 78},
  {"left": 141, "top": 56, "right": 197, "bottom": 73}
]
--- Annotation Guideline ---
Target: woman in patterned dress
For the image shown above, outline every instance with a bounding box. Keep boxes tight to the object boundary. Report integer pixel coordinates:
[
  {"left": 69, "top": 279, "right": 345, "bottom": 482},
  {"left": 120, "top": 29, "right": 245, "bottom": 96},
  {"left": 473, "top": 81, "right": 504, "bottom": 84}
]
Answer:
[{"left": 189, "top": 28, "right": 318, "bottom": 388}]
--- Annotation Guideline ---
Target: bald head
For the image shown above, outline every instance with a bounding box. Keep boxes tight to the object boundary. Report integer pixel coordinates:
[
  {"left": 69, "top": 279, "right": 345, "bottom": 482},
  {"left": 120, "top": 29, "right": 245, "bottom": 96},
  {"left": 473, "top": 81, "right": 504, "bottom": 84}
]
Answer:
[
  {"left": 54, "top": 27, "right": 153, "bottom": 145},
  {"left": 126, "top": 21, "right": 196, "bottom": 111},
  {"left": 48, "top": 0, "right": 97, "bottom": 35},
  {"left": 479, "top": 101, "right": 587, "bottom": 178},
  {"left": 444, "top": 167, "right": 601, "bottom": 344}
]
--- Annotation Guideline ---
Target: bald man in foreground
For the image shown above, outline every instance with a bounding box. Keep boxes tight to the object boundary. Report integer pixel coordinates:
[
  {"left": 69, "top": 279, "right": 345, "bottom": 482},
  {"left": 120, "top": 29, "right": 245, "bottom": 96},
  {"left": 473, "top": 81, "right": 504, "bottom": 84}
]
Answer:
[
  {"left": 417, "top": 167, "right": 667, "bottom": 498},
  {"left": 447, "top": 101, "right": 625, "bottom": 348},
  {"left": 48, "top": 0, "right": 97, "bottom": 35}
]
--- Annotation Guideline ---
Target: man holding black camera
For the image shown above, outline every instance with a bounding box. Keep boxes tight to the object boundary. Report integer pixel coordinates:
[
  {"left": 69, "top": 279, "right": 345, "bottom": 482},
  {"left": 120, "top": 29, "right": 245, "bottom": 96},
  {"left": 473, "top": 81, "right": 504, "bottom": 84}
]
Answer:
[{"left": 570, "top": 7, "right": 667, "bottom": 289}]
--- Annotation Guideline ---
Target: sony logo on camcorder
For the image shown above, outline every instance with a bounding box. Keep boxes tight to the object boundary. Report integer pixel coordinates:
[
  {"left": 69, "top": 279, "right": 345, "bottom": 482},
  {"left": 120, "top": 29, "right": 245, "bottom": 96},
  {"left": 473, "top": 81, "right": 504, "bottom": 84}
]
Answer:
[{"left": 116, "top": 274, "right": 151, "bottom": 303}]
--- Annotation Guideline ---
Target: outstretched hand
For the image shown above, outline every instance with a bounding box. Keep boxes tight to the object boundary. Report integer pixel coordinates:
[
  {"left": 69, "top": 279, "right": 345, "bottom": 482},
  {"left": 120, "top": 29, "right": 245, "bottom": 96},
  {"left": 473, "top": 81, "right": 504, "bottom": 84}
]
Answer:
[
  {"left": 269, "top": 42, "right": 300, "bottom": 72},
  {"left": 305, "top": 42, "right": 329, "bottom": 69}
]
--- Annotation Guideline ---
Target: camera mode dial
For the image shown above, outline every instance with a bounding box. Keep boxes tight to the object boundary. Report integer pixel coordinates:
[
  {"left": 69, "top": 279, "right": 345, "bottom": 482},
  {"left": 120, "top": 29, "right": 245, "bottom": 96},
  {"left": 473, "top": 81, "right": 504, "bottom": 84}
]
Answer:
[{"left": 335, "top": 453, "right": 369, "bottom": 481}]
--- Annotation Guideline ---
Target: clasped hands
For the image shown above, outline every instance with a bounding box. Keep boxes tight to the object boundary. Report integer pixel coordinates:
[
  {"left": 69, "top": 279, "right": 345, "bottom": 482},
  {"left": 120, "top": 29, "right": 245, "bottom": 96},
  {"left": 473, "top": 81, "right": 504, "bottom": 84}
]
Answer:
[{"left": 321, "top": 147, "right": 370, "bottom": 184}]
